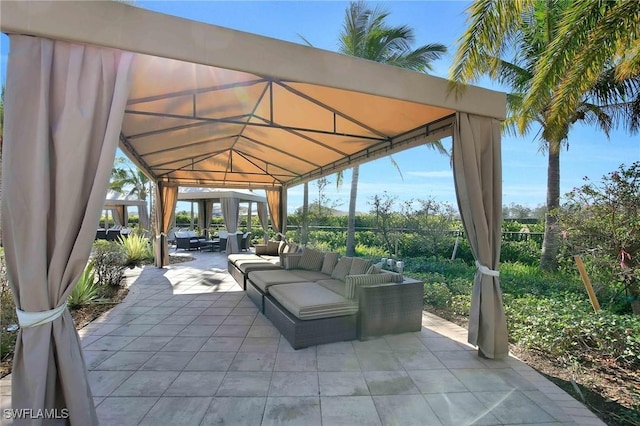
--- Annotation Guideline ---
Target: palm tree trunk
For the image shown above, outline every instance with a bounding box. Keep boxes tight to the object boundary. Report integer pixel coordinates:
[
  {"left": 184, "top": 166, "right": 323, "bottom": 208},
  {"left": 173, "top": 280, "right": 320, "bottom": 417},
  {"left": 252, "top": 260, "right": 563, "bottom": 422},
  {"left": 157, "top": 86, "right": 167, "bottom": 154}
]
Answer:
[
  {"left": 346, "top": 165, "right": 359, "bottom": 256},
  {"left": 540, "top": 142, "right": 561, "bottom": 271},
  {"left": 301, "top": 182, "right": 309, "bottom": 245}
]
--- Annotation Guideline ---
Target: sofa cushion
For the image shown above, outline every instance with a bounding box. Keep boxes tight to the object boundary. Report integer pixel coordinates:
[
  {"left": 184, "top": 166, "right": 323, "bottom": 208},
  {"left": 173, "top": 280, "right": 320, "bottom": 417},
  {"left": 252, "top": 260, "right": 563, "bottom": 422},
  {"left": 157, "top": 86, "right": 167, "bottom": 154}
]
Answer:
[
  {"left": 282, "top": 253, "right": 302, "bottom": 270},
  {"left": 316, "top": 279, "right": 346, "bottom": 297},
  {"left": 248, "top": 270, "right": 306, "bottom": 293},
  {"left": 269, "top": 282, "right": 359, "bottom": 320},
  {"left": 297, "top": 248, "right": 325, "bottom": 271},
  {"left": 290, "top": 270, "right": 330, "bottom": 282},
  {"left": 344, "top": 272, "right": 404, "bottom": 299},
  {"left": 331, "top": 257, "right": 353, "bottom": 281},
  {"left": 321, "top": 252, "right": 340, "bottom": 275},
  {"left": 266, "top": 241, "right": 281, "bottom": 255},
  {"left": 349, "top": 258, "right": 373, "bottom": 276},
  {"left": 234, "top": 260, "right": 282, "bottom": 274},
  {"left": 228, "top": 253, "right": 263, "bottom": 264}
]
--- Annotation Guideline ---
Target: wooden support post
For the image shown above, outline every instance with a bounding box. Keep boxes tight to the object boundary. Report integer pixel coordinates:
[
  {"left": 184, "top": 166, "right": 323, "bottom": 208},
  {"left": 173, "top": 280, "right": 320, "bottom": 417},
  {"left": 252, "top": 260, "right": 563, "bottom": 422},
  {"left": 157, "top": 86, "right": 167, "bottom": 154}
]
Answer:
[{"left": 574, "top": 255, "right": 601, "bottom": 312}]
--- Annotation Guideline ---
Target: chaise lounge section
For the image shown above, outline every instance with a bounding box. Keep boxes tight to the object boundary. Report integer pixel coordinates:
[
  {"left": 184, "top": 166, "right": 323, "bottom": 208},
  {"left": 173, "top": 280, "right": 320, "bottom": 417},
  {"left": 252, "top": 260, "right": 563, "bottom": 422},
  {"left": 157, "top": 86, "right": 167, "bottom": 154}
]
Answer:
[{"left": 227, "top": 240, "right": 301, "bottom": 290}]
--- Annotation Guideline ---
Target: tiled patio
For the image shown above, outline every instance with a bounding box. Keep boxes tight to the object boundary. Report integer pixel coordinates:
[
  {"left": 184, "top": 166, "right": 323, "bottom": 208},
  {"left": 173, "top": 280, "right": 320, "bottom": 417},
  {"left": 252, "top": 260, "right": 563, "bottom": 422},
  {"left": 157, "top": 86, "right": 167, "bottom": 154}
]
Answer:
[{"left": 1, "top": 250, "right": 604, "bottom": 425}]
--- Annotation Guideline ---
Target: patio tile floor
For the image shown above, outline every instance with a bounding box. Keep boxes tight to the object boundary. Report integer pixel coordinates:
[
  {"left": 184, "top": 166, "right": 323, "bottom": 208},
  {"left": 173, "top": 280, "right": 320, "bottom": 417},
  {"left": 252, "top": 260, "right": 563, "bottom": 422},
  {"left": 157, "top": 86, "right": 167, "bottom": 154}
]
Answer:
[{"left": 0, "top": 250, "right": 605, "bottom": 425}]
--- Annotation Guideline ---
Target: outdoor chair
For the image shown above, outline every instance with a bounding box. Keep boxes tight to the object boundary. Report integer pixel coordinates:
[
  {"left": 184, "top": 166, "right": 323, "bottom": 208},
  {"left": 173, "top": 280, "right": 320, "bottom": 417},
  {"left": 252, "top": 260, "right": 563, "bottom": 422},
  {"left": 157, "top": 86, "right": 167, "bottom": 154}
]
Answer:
[
  {"left": 174, "top": 231, "right": 207, "bottom": 251},
  {"left": 219, "top": 231, "right": 229, "bottom": 253},
  {"left": 241, "top": 232, "right": 252, "bottom": 251}
]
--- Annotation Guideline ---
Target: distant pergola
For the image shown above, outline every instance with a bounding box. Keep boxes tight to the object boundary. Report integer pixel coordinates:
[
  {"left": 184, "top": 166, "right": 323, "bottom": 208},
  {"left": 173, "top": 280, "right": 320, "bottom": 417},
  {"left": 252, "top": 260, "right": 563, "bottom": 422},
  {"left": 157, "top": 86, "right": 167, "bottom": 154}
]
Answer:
[
  {"left": 1, "top": 2, "right": 509, "bottom": 423},
  {"left": 103, "top": 190, "right": 149, "bottom": 230},
  {"left": 177, "top": 187, "right": 269, "bottom": 247}
]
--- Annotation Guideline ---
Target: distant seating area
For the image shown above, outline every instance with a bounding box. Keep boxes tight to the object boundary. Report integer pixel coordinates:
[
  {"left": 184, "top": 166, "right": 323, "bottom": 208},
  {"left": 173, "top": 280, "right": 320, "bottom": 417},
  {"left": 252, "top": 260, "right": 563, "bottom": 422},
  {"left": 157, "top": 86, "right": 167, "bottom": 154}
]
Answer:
[
  {"left": 95, "top": 227, "right": 132, "bottom": 241},
  {"left": 174, "top": 231, "right": 210, "bottom": 251}
]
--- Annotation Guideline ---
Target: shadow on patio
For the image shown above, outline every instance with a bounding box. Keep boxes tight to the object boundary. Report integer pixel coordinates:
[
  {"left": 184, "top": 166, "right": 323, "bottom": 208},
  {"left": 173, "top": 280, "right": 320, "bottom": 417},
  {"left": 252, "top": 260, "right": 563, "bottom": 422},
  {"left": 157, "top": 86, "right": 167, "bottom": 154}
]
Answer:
[{"left": 1, "top": 250, "right": 603, "bottom": 425}]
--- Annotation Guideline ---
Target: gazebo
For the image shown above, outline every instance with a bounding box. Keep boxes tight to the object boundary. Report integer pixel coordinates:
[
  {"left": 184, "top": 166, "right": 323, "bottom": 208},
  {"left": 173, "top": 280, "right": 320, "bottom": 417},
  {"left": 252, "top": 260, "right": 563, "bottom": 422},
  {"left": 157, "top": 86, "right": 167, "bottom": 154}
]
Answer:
[
  {"left": 177, "top": 187, "right": 269, "bottom": 251},
  {"left": 103, "top": 190, "right": 150, "bottom": 230},
  {"left": 1, "top": 2, "right": 508, "bottom": 424}
]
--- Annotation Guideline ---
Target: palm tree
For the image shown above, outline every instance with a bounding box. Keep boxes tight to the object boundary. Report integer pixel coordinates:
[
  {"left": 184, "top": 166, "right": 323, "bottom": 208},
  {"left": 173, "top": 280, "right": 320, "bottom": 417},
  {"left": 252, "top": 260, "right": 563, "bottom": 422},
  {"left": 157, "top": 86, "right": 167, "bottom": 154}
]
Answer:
[
  {"left": 524, "top": 0, "right": 640, "bottom": 135},
  {"left": 450, "top": 0, "right": 632, "bottom": 270},
  {"left": 110, "top": 157, "right": 150, "bottom": 201},
  {"left": 338, "top": 1, "right": 447, "bottom": 256}
]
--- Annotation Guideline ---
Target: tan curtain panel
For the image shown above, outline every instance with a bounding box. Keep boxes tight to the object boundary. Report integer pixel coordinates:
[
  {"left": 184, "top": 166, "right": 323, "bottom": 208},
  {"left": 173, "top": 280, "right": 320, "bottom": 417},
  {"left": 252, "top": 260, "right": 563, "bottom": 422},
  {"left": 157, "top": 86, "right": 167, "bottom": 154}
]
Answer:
[
  {"left": 138, "top": 204, "right": 150, "bottom": 231},
  {"left": 196, "top": 199, "right": 215, "bottom": 238},
  {"left": 197, "top": 200, "right": 207, "bottom": 236},
  {"left": 266, "top": 188, "right": 283, "bottom": 236},
  {"left": 2, "top": 35, "right": 133, "bottom": 425},
  {"left": 222, "top": 197, "right": 240, "bottom": 253},
  {"left": 257, "top": 202, "right": 269, "bottom": 243},
  {"left": 452, "top": 112, "right": 509, "bottom": 359},
  {"left": 154, "top": 183, "right": 178, "bottom": 267},
  {"left": 114, "top": 205, "right": 127, "bottom": 227}
]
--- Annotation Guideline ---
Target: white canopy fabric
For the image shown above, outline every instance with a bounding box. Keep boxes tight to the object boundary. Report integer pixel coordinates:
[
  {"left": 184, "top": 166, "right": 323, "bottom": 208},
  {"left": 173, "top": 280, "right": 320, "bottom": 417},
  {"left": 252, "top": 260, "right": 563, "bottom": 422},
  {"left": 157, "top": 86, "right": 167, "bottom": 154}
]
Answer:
[
  {"left": 103, "top": 190, "right": 149, "bottom": 230},
  {"left": 178, "top": 188, "right": 266, "bottom": 203},
  {"left": 1, "top": 3, "right": 509, "bottom": 423}
]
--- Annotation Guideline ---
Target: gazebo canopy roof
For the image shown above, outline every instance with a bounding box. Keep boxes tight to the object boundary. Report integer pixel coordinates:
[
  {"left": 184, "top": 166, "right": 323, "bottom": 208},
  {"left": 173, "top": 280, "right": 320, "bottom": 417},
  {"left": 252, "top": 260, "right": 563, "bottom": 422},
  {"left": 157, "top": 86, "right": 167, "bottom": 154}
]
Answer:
[
  {"left": 177, "top": 188, "right": 266, "bottom": 203},
  {"left": 1, "top": 1, "right": 506, "bottom": 191},
  {"left": 103, "top": 190, "right": 146, "bottom": 208}
]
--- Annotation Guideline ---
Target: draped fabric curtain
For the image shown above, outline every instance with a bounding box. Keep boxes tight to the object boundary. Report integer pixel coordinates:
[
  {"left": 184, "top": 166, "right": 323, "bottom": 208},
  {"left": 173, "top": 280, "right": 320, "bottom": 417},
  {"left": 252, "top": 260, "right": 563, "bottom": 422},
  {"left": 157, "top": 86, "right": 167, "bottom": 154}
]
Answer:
[
  {"left": 2, "top": 36, "right": 133, "bottom": 425},
  {"left": 266, "top": 188, "right": 282, "bottom": 237},
  {"left": 222, "top": 197, "right": 240, "bottom": 253},
  {"left": 154, "top": 183, "right": 178, "bottom": 267},
  {"left": 206, "top": 200, "right": 214, "bottom": 237},
  {"left": 197, "top": 200, "right": 207, "bottom": 236},
  {"left": 113, "top": 205, "right": 127, "bottom": 227},
  {"left": 196, "top": 200, "right": 215, "bottom": 238},
  {"left": 452, "top": 112, "right": 509, "bottom": 359},
  {"left": 257, "top": 202, "right": 269, "bottom": 243},
  {"left": 138, "top": 204, "right": 150, "bottom": 231},
  {"left": 247, "top": 202, "right": 252, "bottom": 233}
]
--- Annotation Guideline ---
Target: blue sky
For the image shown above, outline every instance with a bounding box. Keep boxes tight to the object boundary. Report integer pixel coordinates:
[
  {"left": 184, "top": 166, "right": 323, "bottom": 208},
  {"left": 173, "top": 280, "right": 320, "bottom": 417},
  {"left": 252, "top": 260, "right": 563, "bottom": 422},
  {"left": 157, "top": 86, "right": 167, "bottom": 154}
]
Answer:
[{"left": 1, "top": 1, "right": 638, "bottom": 214}]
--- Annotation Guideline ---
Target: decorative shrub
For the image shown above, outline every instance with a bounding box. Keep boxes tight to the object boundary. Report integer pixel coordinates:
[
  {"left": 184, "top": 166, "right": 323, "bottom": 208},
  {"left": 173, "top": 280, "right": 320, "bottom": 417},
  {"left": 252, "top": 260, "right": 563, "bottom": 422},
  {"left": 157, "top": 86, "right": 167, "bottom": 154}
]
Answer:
[
  {"left": 423, "top": 281, "right": 453, "bottom": 307},
  {"left": 68, "top": 262, "right": 99, "bottom": 308},
  {"left": 119, "top": 233, "right": 153, "bottom": 267},
  {"left": 92, "top": 240, "right": 126, "bottom": 286}
]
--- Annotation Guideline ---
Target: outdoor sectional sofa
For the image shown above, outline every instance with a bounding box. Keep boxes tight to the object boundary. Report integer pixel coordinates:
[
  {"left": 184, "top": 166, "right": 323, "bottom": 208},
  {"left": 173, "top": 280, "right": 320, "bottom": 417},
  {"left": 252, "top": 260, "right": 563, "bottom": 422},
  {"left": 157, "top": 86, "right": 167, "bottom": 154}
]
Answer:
[{"left": 228, "top": 244, "right": 424, "bottom": 349}]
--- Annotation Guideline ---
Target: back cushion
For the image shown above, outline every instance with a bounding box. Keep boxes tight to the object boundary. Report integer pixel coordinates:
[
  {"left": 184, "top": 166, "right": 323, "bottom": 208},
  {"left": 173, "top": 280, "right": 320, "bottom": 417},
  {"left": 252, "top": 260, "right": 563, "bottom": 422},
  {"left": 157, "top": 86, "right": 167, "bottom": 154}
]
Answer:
[
  {"left": 331, "top": 257, "right": 353, "bottom": 281},
  {"left": 349, "top": 258, "right": 373, "bottom": 276},
  {"left": 297, "top": 248, "right": 325, "bottom": 271},
  {"left": 278, "top": 240, "right": 287, "bottom": 255},
  {"left": 266, "top": 241, "right": 280, "bottom": 255},
  {"left": 321, "top": 252, "right": 340, "bottom": 275}
]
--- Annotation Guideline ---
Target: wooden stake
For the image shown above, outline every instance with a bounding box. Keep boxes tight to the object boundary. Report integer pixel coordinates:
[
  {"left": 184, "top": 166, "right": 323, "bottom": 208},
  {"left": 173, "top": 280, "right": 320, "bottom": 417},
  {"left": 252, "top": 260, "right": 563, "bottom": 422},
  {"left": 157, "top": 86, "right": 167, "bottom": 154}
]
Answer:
[{"left": 574, "top": 255, "right": 601, "bottom": 312}]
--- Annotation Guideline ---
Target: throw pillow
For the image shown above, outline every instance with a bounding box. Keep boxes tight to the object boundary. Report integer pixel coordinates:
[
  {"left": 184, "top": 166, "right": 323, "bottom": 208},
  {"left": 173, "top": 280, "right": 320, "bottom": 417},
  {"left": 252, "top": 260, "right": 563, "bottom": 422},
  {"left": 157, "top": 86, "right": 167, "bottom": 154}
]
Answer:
[
  {"left": 331, "top": 257, "right": 353, "bottom": 281},
  {"left": 266, "top": 241, "right": 280, "bottom": 255},
  {"left": 350, "top": 258, "right": 373, "bottom": 276},
  {"left": 321, "top": 252, "right": 340, "bottom": 275},
  {"left": 297, "top": 248, "right": 325, "bottom": 271},
  {"left": 277, "top": 240, "right": 287, "bottom": 255},
  {"left": 366, "top": 262, "right": 384, "bottom": 274}
]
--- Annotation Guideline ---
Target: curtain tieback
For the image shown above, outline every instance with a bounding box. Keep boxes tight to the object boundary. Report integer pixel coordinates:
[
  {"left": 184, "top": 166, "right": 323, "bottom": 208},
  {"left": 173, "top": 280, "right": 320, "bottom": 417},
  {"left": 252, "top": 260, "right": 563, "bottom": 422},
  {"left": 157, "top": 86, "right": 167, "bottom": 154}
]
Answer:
[
  {"left": 16, "top": 302, "right": 68, "bottom": 328},
  {"left": 156, "top": 232, "right": 166, "bottom": 239},
  {"left": 476, "top": 261, "right": 499, "bottom": 277}
]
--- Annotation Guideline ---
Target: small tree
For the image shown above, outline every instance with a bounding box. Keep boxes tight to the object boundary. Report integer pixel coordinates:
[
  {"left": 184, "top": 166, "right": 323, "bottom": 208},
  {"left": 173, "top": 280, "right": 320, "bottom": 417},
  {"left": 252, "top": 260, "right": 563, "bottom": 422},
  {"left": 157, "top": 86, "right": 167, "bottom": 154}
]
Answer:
[{"left": 557, "top": 162, "right": 640, "bottom": 314}]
